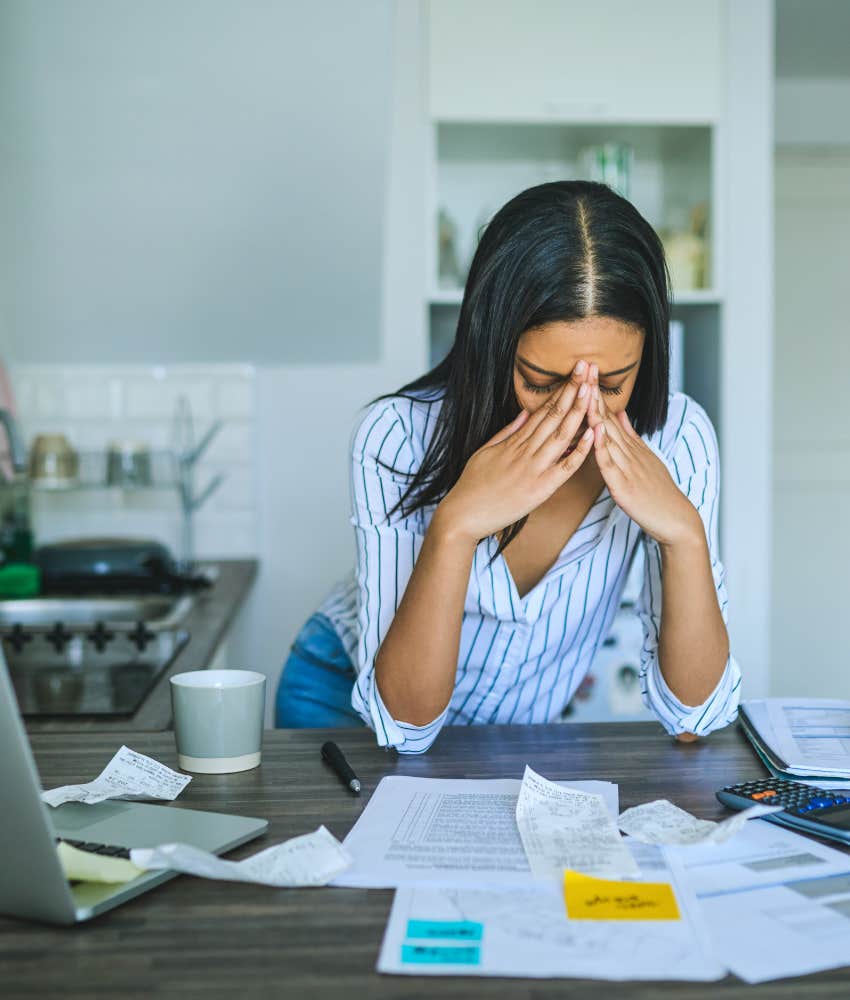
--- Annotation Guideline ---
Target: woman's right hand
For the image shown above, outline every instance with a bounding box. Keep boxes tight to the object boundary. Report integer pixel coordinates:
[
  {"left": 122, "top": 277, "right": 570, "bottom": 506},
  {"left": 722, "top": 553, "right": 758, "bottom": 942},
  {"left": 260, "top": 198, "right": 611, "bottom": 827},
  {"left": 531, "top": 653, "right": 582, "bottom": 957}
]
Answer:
[{"left": 437, "top": 362, "right": 594, "bottom": 542}]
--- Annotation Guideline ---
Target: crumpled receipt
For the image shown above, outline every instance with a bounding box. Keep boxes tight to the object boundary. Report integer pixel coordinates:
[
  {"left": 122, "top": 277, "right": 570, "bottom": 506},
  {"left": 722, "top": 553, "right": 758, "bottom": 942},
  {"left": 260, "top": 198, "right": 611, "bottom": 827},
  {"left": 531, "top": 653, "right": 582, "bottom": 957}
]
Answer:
[
  {"left": 42, "top": 746, "right": 191, "bottom": 807},
  {"left": 516, "top": 766, "right": 639, "bottom": 881},
  {"left": 618, "top": 799, "right": 783, "bottom": 846},
  {"left": 131, "top": 825, "right": 352, "bottom": 887}
]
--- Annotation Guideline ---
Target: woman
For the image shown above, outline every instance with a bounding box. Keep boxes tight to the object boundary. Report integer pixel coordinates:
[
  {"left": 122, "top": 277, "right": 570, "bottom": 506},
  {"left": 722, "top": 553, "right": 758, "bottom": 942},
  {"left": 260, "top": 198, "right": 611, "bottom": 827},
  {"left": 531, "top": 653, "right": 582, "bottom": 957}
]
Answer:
[{"left": 276, "top": 180, "right": 741, "bottom": 753}]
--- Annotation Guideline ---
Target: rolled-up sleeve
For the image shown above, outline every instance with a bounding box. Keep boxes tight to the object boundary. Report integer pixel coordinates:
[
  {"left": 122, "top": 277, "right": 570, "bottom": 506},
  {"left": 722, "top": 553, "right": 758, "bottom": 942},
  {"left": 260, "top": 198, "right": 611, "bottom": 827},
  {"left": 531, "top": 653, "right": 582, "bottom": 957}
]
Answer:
[
  {"left": 347, "top": 399, "right": 449, "bottom": 753},
  {"left": 636, "top": 400, "right": 742, "bottom": 736}
]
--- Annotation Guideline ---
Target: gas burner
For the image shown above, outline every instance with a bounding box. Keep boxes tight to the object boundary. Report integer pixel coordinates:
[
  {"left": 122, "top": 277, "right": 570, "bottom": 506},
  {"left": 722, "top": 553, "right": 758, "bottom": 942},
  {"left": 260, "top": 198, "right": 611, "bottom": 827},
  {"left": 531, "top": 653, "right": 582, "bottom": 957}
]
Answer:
[
  {"left": 5, "top": 624, "right": 34, "bottom": 654},
  {"left": 45, "top": 622, "right": 74, "bottom": 653},
  {"left": 128, "top": 621, "right": 156, "bottom": 652},
  {"left": 86, "top": 622, "right": 115, "bottom": 653}
]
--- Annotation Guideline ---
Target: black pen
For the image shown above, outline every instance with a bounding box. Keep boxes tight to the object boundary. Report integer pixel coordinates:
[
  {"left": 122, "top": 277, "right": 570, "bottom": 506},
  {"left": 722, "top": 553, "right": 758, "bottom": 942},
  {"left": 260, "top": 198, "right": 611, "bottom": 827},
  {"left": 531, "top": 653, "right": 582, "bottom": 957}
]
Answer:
[{"left": 321, "top": 741, "right": 361, "bottom": 795}]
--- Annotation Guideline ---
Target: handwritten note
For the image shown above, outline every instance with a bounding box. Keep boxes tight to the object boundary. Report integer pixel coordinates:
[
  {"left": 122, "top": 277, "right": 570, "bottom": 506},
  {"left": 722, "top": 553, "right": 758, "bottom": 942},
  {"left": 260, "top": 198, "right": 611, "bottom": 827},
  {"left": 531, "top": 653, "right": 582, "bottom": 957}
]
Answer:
[
  {"left": 564, "top": 870, "right": 680, "bottom": 921},
  {"left": 516, "top": 766, "right": 639, "bottom": 881},
  {"left": 617, "top": 799, "right": 782, "bottom": 846},
  {"left": 130, "top": 826, "right": 351, "bottom": 887},
  {"left": 42, "top": 746, "right": 191, "bottom": 807}
]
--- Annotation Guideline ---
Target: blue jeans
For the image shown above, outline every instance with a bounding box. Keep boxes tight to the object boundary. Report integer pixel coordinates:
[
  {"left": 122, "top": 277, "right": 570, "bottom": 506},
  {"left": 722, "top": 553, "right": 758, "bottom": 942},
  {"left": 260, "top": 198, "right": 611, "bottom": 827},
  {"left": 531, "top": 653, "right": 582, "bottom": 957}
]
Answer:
[{"left": 275, "top": 612, "right": 363, "bottom": 728}]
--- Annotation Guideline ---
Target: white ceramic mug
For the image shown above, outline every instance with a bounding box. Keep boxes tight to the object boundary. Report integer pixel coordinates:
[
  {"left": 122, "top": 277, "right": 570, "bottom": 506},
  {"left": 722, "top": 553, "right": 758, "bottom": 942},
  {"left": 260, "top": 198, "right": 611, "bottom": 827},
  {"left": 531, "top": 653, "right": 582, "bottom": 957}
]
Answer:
[{"left": 170, "top": 669, "right": 266, "bottom": 774}]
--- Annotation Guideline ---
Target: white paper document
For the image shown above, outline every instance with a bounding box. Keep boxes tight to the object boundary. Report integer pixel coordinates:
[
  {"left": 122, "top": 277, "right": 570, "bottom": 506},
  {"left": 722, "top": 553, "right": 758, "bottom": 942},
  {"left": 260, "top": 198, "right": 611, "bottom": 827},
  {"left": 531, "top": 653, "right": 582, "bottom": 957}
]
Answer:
[
  {"left": 42, "top": 746, "right": 191, "bottom": 807},
  {"left": 667, "top": 817, "right": 850, "bottom": 897},
  {"left": 697, "top": 871, "right": 850, "bottom": 984},
  {"left": 517, "top": 766, "right": 638, "bottom": 880},
  {"left": 333, "top": 775, "right": 618, "bottom": 889},
  {"left": 617, "top": 799, "right": 782, "bottom": 846},
  {"left": 748, "top": 698, "right": 850, "bottom": 778},
  {"left": 131, "top": 826, "right": 351, "bottom": 887},
  {"left": 377, "top": 842, "right": 724, "bottom": 981},
  {"left": 664, "top": 821, "right": 850, "bottom": 982},
  {"left": 770, "top": 699, "right": 850, "bottom": 776}
]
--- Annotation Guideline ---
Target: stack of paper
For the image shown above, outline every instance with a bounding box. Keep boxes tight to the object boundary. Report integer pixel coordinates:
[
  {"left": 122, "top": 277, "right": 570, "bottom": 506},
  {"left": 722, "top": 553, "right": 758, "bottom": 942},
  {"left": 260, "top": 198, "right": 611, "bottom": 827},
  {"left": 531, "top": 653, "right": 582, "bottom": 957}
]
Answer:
[{"left": 741, "top": 698, "right": 850, "bottom": 782}]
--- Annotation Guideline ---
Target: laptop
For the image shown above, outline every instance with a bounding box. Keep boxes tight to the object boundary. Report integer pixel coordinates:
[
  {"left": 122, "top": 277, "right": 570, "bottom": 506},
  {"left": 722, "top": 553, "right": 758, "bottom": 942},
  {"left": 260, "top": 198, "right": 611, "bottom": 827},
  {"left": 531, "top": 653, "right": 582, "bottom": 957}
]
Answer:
[{"left": 0, "top": 650, "right": 268, "bottom": 925}]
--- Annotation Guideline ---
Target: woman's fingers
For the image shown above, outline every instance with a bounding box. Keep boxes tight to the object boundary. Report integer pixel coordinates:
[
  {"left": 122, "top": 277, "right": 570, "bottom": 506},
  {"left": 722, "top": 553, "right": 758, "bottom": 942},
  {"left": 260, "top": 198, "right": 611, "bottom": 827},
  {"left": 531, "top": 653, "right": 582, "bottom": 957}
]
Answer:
[
  {"left": 517, "top": 362, "right": 588, "bottom": 446},
  {"left": 532, "top": 381, "right": 591, "bottom": 465},
  {"left": 594, "top": 423, "right": 629, "bottom": 486},
  {"left": 594, "top": 422, "right": 630, "bottom": 474},
  {"left": 590, "top": 376, "right": 631, "bottom": 451},
  {"left": 526, "top": 379, "right": 590, "bottom": 453},
  {"left": 483, "top": 408, "right": 529, "bottom": 448},
  {"left": 544, "top": 426, "right": 594, "bottom": 487},
  {"left": 617, "top": 408, "right": 640, "bottom": 439}
]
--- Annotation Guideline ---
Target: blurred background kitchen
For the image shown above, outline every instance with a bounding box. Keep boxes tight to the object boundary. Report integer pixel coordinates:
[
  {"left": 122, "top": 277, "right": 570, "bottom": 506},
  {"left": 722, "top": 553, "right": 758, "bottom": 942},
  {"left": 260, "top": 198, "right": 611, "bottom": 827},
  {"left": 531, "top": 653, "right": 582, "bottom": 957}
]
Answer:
[{"left": 0, "top": 0, "right": 844, "bottom": 727}]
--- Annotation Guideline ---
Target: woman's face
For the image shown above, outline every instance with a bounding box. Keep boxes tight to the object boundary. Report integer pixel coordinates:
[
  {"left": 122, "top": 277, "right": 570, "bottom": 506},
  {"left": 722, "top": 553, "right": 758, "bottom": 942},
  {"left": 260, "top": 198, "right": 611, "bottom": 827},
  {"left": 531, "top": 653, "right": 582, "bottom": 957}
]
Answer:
[{"left": 513, "top": 317, "right": 645, "bottom": 445}]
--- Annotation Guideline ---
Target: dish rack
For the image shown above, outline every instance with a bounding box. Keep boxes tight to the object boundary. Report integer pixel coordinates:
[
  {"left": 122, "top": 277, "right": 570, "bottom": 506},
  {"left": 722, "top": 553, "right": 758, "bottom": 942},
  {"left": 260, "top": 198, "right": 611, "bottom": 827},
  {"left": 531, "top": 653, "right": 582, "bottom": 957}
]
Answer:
[{"left": 29, "top": 397, "right": 224, "bottom": 569}]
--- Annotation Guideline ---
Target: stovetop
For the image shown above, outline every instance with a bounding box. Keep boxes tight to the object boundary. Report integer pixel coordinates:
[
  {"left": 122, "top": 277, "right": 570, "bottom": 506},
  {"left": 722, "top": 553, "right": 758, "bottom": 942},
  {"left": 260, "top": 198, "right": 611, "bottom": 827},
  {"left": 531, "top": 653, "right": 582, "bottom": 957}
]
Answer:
[{"left": 6, "top": 630, "right": 189, "bottom": 717}]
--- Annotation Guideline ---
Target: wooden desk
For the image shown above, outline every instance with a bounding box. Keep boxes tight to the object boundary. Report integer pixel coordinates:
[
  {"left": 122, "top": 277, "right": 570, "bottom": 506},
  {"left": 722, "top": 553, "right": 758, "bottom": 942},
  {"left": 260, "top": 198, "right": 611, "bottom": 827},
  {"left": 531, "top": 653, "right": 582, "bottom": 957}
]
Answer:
[{"left": 5, "top": 723, "right": 850, "bottom": 997}]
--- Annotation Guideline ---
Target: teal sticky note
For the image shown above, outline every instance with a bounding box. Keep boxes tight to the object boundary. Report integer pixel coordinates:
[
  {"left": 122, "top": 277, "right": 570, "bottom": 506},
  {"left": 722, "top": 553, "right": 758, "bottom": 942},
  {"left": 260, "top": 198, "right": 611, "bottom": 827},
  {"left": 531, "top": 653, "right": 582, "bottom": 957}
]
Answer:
[
  {"left": 406, "top": 920, "right": 484, "bottom": 941},
  {"left": 401, "top": 944, "right": 481, "bottom": 966}
]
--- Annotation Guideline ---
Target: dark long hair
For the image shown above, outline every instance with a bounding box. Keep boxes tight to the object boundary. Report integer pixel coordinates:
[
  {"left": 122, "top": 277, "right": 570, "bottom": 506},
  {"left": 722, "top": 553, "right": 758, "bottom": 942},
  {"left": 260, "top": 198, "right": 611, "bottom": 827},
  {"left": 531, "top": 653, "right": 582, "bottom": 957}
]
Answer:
[{"left": 386, "top": 180, "right": 671, "bottom": 553}]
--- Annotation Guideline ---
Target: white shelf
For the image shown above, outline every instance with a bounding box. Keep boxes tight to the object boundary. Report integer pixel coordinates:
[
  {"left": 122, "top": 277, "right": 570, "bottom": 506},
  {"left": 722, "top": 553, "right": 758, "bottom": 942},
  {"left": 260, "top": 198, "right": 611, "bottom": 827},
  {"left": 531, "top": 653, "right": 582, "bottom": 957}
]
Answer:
[
  {"left": 429, "top": 289, "right": 463, "bottom": 305},
  {"left": 671, "top": 289, "right": 722, "bottom": 306},
  {"left": 430, "top": 288, "right": 722, "bottom": 307}
]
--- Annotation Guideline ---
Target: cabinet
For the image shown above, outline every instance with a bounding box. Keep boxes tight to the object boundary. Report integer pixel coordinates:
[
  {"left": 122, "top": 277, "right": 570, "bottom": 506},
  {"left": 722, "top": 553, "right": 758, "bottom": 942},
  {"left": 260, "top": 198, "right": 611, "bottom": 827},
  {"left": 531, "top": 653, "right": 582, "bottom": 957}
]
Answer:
[{"left": 427, "top": 0, "right": 724, "bottom": 123}]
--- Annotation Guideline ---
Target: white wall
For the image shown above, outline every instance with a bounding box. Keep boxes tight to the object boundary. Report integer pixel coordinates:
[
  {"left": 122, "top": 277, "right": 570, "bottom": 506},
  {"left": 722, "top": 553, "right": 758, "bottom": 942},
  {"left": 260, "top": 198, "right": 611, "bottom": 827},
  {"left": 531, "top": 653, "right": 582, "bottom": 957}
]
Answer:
[
  {"left": 772, "top": 12, "right": 850, "bottom": 698},
  {"left": 772, "top": 150, "right": 850, "bottom": 699},
  {"left": 720, "top": 0, "right": 775, "bottom": 697},
  {"left": 227, "top": 3, "right": 429, "bottom": 718},
  {"left": 775, "top": 78, "right": 850, "bottom": 145},
  {"left": 0, "top": 0, "right": 391, "bottom": 365}
]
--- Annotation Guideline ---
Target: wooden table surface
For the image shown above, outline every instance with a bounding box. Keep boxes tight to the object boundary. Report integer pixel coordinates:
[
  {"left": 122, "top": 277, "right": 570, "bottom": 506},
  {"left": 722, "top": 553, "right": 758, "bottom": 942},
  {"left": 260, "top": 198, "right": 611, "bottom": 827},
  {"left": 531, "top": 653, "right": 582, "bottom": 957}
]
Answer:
[{"left": 6, "top": 722, "right": 850, "bottom": 998}]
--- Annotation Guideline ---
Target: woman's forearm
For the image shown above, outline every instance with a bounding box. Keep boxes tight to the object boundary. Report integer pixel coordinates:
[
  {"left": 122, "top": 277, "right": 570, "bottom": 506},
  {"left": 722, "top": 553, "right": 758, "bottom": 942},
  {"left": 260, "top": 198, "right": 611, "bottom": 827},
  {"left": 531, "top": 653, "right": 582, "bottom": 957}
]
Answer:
[
  {"left": 373, "top": 506, "right": 477, "bottom": 726},
  {"left": 657, "top": 511, "right": 730, "bottom": 710}
]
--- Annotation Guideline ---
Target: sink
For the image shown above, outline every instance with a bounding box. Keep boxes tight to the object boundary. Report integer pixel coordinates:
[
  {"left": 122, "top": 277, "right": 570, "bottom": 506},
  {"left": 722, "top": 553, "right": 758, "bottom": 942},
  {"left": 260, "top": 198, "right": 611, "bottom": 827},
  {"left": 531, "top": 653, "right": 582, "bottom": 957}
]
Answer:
[{"left": 0, "top": 594, "right": 194, "bottom": 633}]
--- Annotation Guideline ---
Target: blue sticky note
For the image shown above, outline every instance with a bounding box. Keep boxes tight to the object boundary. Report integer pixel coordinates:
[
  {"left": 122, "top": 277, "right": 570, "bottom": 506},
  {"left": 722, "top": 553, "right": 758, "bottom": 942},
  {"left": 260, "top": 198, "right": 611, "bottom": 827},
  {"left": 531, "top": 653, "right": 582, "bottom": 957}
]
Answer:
[
  {"left": 406, "top": 920, "right": 484, "bottom": 941},
  {"left": 401, "top": 944, "right": 482, "bottom": 966}
]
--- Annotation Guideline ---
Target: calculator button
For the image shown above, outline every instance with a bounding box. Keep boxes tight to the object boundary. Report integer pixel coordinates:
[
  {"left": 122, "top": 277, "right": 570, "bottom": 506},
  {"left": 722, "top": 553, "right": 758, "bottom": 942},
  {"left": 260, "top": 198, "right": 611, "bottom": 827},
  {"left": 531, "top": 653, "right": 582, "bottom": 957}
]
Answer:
[{"left": 752, "top": 790, "right": 777, "bottom": 800}]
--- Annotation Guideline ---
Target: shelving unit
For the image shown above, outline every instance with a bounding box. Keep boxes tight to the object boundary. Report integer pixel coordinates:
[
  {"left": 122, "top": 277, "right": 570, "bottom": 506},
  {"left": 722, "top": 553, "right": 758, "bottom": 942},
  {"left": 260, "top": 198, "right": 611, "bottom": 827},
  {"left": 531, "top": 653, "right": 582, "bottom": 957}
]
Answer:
[
  {"left": 426, "top": 117, "right": 723, "bottom": 435},
  {"left": 29, "top": 400, "right": 225, "bottom": 569}
]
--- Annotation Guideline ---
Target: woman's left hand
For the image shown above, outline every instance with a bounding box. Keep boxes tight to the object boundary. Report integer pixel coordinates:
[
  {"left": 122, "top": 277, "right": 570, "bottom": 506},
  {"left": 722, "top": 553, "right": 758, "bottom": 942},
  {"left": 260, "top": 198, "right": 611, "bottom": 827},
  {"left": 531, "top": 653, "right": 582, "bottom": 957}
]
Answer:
[{"left": 587, "top": 368, "right": 703, "bottom": 548}]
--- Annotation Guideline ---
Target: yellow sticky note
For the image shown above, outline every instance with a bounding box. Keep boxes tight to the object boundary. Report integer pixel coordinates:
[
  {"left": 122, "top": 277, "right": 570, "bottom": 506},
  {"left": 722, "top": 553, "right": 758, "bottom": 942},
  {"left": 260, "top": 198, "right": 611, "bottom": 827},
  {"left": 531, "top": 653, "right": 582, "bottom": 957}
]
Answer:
[
  {"left": 57, "top": 842, "right": 144, "bottom": 884},
  {"left": 563, "top": 870, "right": 680, "bottom": 921}
]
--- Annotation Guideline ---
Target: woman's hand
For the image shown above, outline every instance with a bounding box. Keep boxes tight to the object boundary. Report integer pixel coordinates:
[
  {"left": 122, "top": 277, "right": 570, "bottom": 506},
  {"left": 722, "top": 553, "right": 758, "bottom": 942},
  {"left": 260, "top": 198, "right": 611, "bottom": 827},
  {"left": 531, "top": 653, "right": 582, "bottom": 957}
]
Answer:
[
  {"left": 438, "top": 362, "right": 595, "bottom": 542},
  {"left": 586, "top": 368, "right": 703, "bottom": 548}
]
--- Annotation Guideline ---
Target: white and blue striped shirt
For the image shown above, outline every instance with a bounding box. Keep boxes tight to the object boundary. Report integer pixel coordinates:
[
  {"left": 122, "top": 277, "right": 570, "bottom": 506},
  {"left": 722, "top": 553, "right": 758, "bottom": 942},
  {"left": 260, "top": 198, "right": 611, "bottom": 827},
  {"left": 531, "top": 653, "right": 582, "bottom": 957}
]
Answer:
[{"left": 319, "top": 390, "right": 742, "bottom": 754}]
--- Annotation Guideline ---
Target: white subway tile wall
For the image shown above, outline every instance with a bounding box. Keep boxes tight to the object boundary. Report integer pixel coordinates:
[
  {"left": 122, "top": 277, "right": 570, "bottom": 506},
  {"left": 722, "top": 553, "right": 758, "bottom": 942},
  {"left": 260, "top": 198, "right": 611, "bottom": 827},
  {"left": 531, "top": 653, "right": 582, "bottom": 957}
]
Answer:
[{"left": 11, "top": 365, "right": 258, "bottom": 561}]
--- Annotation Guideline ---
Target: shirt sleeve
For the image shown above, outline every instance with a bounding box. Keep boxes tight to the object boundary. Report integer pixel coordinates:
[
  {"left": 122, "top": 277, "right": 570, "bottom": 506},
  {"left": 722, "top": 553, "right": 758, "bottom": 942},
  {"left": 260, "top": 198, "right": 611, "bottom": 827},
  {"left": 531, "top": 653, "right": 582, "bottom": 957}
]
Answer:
[
  {"left": 636, "top": 398, "right": 743, "bottom": 737},
  {"left": 347, "top": 398, "right": 450, "bottom": 753}
]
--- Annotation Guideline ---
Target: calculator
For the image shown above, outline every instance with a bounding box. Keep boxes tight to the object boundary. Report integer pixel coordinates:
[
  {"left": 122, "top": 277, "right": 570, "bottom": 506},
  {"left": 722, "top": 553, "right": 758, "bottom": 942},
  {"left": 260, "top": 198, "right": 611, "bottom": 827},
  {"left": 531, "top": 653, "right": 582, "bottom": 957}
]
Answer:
[{"left": 716, "top": 777, "right": 850, "bottom": 847}]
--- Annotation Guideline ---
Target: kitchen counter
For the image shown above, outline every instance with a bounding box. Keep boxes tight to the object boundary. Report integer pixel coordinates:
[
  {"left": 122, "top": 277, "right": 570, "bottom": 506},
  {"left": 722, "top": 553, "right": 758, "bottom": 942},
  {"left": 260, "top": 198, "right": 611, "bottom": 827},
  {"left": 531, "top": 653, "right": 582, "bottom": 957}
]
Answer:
[{"left": 24, "top": 559, "right": 258, "bottom": 733}]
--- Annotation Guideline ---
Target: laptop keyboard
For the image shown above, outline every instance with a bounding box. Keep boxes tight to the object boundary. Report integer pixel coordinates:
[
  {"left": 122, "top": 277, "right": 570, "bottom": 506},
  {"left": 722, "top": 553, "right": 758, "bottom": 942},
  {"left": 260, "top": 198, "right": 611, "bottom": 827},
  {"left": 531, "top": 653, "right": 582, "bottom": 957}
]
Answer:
[{"left": 57, "top": 837, "right": 131, "bottom": 859}]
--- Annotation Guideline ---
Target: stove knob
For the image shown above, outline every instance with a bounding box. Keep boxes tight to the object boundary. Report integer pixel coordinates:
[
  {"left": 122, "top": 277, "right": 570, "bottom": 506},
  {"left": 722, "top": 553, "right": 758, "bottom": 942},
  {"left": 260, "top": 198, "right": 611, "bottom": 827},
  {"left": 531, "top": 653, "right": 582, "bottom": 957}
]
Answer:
[
  {"left": 45, "top": 622, "right": 74, "bottom": 653},
  {"left": 4, "top": 624, "right": 33, "bottom": 654},
  {"left": 86, "top": 622, "right": 115, "bottom": 653},
  {"left": 128, "top": 621, "right": 156, "bottom": 652}
]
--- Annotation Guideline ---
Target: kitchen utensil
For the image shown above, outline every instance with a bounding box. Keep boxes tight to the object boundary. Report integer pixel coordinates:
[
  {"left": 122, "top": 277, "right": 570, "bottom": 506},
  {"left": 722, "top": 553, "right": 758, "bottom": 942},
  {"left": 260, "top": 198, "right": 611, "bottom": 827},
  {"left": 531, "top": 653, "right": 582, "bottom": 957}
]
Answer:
[
  {"left": 33, "top": 538, "right": 212, "bottom": 595},
  {"left": 28, "top": 434, "right": 79, "bottom": 488},
  {"left": 106, "top": 441, "right": 152, "bottom": 488}
]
